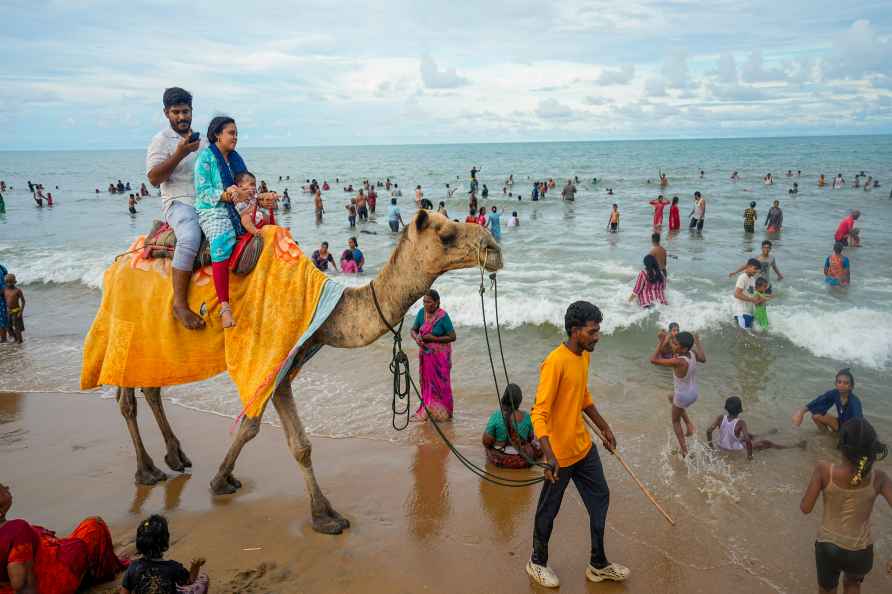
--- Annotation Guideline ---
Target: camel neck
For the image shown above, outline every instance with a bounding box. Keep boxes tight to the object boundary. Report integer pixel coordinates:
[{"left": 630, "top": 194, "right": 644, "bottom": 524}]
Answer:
[{"left": 370, "top": 240, "right": 437, "bottom": 331}]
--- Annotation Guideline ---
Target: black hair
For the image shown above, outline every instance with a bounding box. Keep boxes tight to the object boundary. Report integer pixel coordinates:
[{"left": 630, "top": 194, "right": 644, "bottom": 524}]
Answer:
[
  {"left": 321, "top": 241, "right": 329, "bottom": 248},
  {"left": 500, "top": 383, "right": 523, "bottom": 410},
  {"left": 207, "top": 116, "right": 236, "bottom": 143},
  {"left": 839, "top": 418, "right": 887, "bottom": 486},
  {"left": 391, "top": 197, "right": 397, "bottom": 205},
  {"left": 163, "top": 87, "right": 192, "bottom": 110},
  {"left": 136, "top": 514, "right": 170, "bottom": 559},
  {"left": 762, "top": 240, "right": 772, "bottom": 248},
  {"left": 425, "top": 289, "right": 440, "bottom": 305},
  {"left": 668, "top": 322, "right": 679, "bottom": 331},
  {"left": 643, "top": 254, "right": 664, "bottom": 284},
  {"left": 694, "top": 191, "right": 701, "bottom": 198},
  {"left": 755, "top": 276, "right": 769, "bottom": 288},
  {"left": 341, "top": 249, "right": 354, "bottom": 261},
  {"left": 746, "top": 257, "right": 762, "bottom": 268},
  {"left": 676, "top": 331, "right": 694, "bottom": 350},
  {"left": 724, "top": 396, "right": 742, "bottom": 417},
  {"left": 564, "top": 301, "right": 602, "bottom": 336},
  {"left": 833, "top": 241, "right": 844, "bottom": 254},
  {"left": 836, "top": 367, "right": 855, "bottom": 388},
  {"left": 750, "top": 201, "right": 756, "bottom": 208},
  {"left": 234, "top": 171, "right": 256, "bottom": 185},
  {"left": 349, "top": 236, "right": 358, "bottom": 246},
  {"left": 651, "top": 232, "right": 660, "bottom": 243},
  {"left": 672, "top": 196, "right": 678, "bottom": 204}
]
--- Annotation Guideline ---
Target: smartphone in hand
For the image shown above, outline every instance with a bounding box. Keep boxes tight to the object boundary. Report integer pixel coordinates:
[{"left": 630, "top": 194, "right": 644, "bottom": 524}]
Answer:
[{"left": 189, "top": 131, "right": 200, "bottom": 143}]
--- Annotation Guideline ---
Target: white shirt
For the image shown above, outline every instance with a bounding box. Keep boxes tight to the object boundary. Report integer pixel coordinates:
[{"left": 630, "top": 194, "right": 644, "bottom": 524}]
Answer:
[
  {"left": 734, "top": 272, "right": 755, "bottom": 316},
  {"left": 145, "top": 127, "right": 207, "bottom": 212}
]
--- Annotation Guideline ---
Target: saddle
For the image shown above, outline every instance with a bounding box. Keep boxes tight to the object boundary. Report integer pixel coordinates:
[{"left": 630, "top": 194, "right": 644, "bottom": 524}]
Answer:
[{"left": 141, "top": 220, "right": 264, "bottom": 276}]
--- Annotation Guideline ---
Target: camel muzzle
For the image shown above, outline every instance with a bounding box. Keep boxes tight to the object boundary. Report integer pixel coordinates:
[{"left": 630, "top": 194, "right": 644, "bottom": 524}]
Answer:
[{"left": 479, "top": 239, "right": 503, "bottom": 271}]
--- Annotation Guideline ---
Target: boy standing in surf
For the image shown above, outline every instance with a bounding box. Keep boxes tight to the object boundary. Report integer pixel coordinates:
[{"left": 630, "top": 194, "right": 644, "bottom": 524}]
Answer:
[
  {"left": 650, "top": 331, "right": 706, "bottom": 457},
  {"left": 526, "top": 301, "right": 629, "bottom": 588}
]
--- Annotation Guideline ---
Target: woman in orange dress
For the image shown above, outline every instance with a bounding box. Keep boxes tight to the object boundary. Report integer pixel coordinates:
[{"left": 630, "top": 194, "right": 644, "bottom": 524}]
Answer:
[{"left": 0, "top": 483, "right": 127, "bottom": 594}]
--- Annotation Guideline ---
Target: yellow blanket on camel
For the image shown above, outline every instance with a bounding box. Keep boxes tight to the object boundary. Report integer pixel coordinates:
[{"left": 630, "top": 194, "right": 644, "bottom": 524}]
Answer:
[{"left": 80, "top": 226, "right": 344, "bottom": 418}]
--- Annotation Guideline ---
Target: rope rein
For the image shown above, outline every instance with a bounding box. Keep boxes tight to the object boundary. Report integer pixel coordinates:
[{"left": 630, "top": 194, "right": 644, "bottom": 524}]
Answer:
[{"left": 370, "top": 259, "right": 544, "bottom": 487}]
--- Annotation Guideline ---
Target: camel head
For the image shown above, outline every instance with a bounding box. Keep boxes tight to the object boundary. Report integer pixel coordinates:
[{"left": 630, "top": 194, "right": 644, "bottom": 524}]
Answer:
[{"left": 401, "top": 210, "right": 503, "bottom": 276}]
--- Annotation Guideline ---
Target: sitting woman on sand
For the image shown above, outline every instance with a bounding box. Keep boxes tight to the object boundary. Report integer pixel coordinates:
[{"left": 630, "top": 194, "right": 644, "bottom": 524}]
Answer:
[
  {"left": 629, "top": 254, "right": 667, "bottom": 308},
  {"left": 483, "top": 384, "right": 543, "bottom": 468},
  {"left": 0, "top": 482, "right": 127, "bottom": 593},
  {"left": 410, "top": 289, "right": 456, "bottom": 421},
  {"left": 792, "top": 368, "right": 862, "bottom": 433},
  {"left": 120, "top": 514, "right": 208, "bottom": 594},
  {"left": 800, "top": 418, "right": 891, "bottom": 594}
]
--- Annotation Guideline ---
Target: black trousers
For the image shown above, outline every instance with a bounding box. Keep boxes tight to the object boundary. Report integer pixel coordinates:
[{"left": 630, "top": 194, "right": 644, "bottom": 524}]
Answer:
[{"left": 532, "top": 446, "right": 609, "bottom": 568}]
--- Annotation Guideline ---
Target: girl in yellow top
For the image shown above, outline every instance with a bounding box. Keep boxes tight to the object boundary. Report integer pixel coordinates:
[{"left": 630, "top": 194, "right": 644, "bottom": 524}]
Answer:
[{"left": 526, "top": 301, "right": 629, "bottom": 589}]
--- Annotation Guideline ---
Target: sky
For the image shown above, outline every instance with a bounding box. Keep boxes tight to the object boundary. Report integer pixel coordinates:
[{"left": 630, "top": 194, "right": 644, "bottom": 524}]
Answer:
[{"left": 3, "top": 0, "right": 892, "bottom": 150}]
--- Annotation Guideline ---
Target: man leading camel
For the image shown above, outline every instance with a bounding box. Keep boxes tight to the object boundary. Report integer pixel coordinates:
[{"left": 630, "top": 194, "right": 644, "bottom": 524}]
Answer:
[
  {"left": 146, "top": 87, "right": 206, "bottom": 329},
  {"left": 526, "top": 301, "right": 630, "bottom": 587}
]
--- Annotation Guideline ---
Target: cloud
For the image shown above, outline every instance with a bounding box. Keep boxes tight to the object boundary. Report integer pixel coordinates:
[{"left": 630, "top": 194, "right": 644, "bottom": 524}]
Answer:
[
  {"left": 536, "top": 98, "right": 578, "bottom": 120},
  {"left": 709, "top": 83, "right": 766, "bottom": 102},
  {"left": 716, "top": 53, "right": 737, "bottom": 84},
  {"left": 644, "top": 78, "right": 667, "bottom": 97},
  {"left": 741, "top": 50, "right": 787, "bottom": 83},
  {"left": 824, "top": 19, "right": 892, "bottom": 79},
  {"left": 597, "top": 64, "right": 635, "bottom": 85},
  {"left": 584, "top": 95, "right": 611, "bottom": 106},
  {"left": 419, "top": 55, "right": 468, "bottom": 89},
  {"left": 662, "top": 49, "right": 691, "bottom": 88}
]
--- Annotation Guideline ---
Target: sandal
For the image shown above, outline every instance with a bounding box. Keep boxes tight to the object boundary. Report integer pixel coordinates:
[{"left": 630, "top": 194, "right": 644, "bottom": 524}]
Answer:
[
  {"left": 586, "top": 562, "right": 630, "bottom": 583},
  {"left": 220, "top": 302, "right": 236, "bottom": 329},
  {"left": 526, "top": 561, "right": 560, "bottom": 588}
]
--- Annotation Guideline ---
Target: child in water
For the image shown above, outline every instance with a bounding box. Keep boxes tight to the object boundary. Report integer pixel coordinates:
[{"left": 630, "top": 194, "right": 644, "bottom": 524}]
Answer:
[
  {"left": 3, "top": 274, "right": 25, "bottom": 343},
  {"left": 345, "top": 199, "right": 357, "bottom": 228},
  {"left": 607, "top": 204, "right": 620, "bottom": 232},
  {"left": 800, "top": 418, "right": 891, "bottom": 594},
  {"left": 753, "top": 277, "right": 773, "bottom": 330},
  {"left": 743, "top": 201, "right": 757, "bottom": 233},
  {"left": 655, "top": 322, "right": 679, "bottom": 358},
  {"left": 824, "top": 241, "right": 850, "bottom": 286},
  {"left": 650, "top": 331, "right": 706, "bottom": 457},
  {"left": 340, "top": 249, "right": 358, "bottom": 274},
  {"left": 120, "top": 514, "right": 208, "bottom": 594},
  {"left": 507, "top": 211, "right": 519, "bottom": 227},
  {"left": 706, "top": 396, "right": 805, "bottom": 460},
  {"left": 235, "top": 171, "right": 274, "bottom": 236}
]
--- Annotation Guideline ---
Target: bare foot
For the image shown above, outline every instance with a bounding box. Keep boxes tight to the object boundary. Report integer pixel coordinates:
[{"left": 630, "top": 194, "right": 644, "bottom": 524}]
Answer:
[
  {"left": 220, "top": 304, "right": 236, "bottom": 328},
  {"left": 173, "top": 304, "right": 206, "bottom": 330}
]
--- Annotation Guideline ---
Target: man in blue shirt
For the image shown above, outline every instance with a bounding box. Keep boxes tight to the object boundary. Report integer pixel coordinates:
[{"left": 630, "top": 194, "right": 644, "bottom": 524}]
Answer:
[{"left": 792, "top": 369, "right": 862, "bottom": 432}]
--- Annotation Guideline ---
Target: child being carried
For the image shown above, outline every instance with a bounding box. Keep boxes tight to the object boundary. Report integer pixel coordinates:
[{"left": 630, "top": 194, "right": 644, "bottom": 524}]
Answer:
[{"left": 234, "top": 171, "right": 275, "bottom": 236}]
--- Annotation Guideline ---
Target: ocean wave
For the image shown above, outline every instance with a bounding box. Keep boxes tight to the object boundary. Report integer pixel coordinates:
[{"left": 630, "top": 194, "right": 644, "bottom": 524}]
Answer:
[
  {"left": 770, "top": 306, "right": 892, "bottom": 370},
  {"left": 11, "top": 250, "right": 108, "bottom": 289}
]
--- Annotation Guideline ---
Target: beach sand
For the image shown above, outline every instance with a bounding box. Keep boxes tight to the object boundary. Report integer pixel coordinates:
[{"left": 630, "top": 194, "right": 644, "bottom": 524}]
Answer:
[{"left": 2, "top": 391, "right": 889, "bottom": 593}]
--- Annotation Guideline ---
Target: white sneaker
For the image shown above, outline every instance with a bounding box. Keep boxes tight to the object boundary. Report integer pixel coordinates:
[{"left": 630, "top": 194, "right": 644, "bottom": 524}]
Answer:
[
  {"left": 585, "top": 562, "right": 630, "bottom": 582},
  {"left": 526, "top": 560, "right": 560, "bottom": 588}
]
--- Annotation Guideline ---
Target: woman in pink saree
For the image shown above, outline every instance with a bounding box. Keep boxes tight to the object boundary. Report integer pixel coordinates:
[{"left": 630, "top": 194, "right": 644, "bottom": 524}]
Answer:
[{"left": 410, "top": 290, "right": 457, "bottom": 421}]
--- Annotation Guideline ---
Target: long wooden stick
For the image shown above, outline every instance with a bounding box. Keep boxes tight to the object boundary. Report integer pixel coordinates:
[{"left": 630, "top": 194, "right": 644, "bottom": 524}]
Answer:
[{"left": 583, "top": 415, "right": 676, "bottom": 526}]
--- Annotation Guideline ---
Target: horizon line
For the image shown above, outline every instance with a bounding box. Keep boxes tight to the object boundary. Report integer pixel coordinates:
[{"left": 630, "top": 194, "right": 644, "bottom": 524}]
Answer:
[{"left": 1, "top": 131, "right": 889, "bottom": 153}]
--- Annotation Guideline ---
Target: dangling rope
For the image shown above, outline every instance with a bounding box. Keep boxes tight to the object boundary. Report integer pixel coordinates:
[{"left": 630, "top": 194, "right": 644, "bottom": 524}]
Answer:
[{"left": 371, "top": 279, "right": 544, "bottom": 487}]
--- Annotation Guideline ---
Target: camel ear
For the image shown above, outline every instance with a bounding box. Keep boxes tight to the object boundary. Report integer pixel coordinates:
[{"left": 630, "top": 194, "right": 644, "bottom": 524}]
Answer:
[{"left": 415, "top": 209, "right": 430, "bottom": 232}]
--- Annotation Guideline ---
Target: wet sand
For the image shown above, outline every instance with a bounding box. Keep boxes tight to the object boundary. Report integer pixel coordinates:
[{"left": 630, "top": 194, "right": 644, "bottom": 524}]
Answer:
[{"left": 2, "top": 391, "right": 889, "bottom": 593}]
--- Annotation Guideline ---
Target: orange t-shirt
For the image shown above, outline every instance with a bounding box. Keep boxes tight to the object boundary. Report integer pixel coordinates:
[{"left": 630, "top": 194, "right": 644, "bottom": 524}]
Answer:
[{"left": 531, "top": 343, "right": 594, "bottom": 467}]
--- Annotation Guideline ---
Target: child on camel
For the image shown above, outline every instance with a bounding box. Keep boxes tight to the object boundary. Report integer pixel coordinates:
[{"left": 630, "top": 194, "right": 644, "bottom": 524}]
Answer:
[
  {"left": 121, "top": 514, "right": 208, "bottom": 594},
  {"left": 707, "top": 396, "right": 805, "bottom": 460},
  {"left": 234, "top": 171, "right": 275, "bottom": 236}
]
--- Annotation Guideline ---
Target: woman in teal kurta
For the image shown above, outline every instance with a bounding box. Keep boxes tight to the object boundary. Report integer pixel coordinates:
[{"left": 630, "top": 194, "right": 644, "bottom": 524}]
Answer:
[{"left": 482, "top": 383, "right": 542, "bottom": 468}]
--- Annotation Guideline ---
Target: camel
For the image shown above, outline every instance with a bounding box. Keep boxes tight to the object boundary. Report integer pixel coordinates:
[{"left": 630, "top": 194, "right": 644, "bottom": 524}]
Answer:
[{"left": 115, "top": 210, "right": 502, "bottom": 534}]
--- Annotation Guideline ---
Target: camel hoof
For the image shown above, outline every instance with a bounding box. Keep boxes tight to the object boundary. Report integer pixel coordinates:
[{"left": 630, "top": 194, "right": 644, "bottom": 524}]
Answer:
[
  {"left": 328, "top": 509, "right": 351, "bottom": 530},
  {"left": 165, "top": 446, "right": 192, "bottom": 472},
  {"left": 312, "top": 515, "right": 345, "bottom": 535},
  {"left": 226, "top": 474, "right": 242, "bottom": 489},
  {"left": 210, "top": 475, "right": 238, "bottom": 495},
  {"left": 135, "top": 466, "right": 168, "bottom": 485}
]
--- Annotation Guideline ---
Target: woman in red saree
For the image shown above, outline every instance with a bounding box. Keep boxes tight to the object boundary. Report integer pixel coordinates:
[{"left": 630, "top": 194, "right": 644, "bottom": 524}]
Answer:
[
  {"left": 410, "top": 289, "right": 457, "bottom": 421},
  {"left": 0, "top": 483, "right": 127, "bottom": 594}
]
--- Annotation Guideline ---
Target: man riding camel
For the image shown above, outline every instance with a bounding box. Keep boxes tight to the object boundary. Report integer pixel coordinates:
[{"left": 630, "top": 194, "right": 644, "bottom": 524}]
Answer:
[{"left": 146, "top": 87, "right": 206, "bottom": 329}]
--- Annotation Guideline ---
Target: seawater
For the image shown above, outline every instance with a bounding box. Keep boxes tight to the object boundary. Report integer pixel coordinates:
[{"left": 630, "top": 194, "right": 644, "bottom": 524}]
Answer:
[{"left": 2, "top": 136, "right": 891, "bottom": 592}]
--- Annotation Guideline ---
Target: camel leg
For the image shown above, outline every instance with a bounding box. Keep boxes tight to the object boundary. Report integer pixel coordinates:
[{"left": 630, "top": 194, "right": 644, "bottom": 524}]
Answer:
[
  {"left": 117, "top": 387, "right": 167, "bottom": 485},
  {"left": 210, "top": 415, "right": 260, "bottom": 495},
  {"left": 272, "top": 382, "right": 350, "bottom": 535},
  {"left": 142, "top": 388, "right": 192, "bottom": 472}
]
